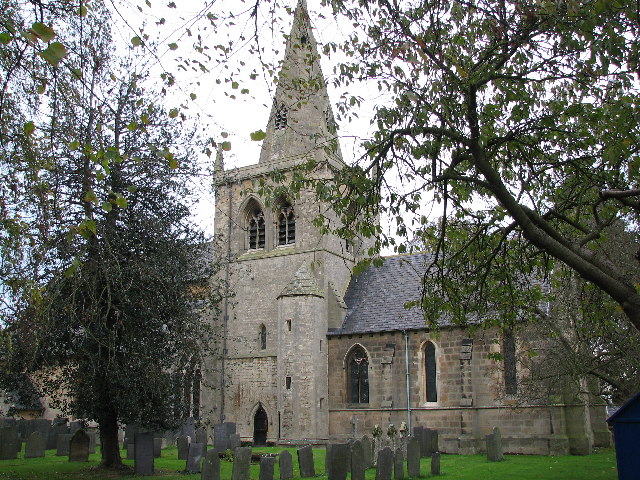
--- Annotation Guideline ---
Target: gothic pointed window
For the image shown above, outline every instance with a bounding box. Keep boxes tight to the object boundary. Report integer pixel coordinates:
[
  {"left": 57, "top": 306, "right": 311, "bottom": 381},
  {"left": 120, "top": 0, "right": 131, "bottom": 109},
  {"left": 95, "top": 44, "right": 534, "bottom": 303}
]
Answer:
[
  {"left": 277, "top": 202, "right": 295, "bottom": 246},
  {"left": 347, "top": 346, "right": 369, "bottom": 404},
  {"left": 424, "top": 342, "right": 438, "bottom": 402},
  {"left": 247, "top": 203, "right": 265, "bottom": 250},
  {"left": 274, "top": 104, "right": 288, "bottom": 130},
  {"left": 503, "top": 330, "right": 517, "bottom": 395},
  {"left": 260, "top": 324, "right": 267, "bottom": 350}
]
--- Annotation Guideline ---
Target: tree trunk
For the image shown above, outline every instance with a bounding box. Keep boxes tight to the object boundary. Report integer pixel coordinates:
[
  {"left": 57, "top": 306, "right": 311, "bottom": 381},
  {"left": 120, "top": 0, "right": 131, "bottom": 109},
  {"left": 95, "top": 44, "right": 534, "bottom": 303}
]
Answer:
[{"left": 99, "top": 409, "right": 122, "bottom": 468}]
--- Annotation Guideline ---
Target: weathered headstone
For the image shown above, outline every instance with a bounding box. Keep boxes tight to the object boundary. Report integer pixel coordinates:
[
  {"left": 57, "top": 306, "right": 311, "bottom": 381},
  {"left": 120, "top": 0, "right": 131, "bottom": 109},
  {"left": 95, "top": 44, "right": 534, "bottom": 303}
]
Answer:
[
  {"left": 393, "top": 449, "right": 404, "bottom": 480},
  {"left": 429, "top": 429, "right": 439, "bottom": 455},
  {"left": 260, "top": 455, "right": 276, "bottom": 480},
  {"left": 202, "top": 449, "right": 221, "bottom": 480},
  {"left": 406, "top": 437, "right": 420, "bottom": 477},
  {"left": 327, "top": 443, "right": 350, "bottom": 480},
  {"left": 431, "top": 452, "right": 441, "bottom": 475},
  {"left": 183, "top": 417, "right": 196, "bottom": 440},
  {"left": 486, "top": 426, "right": 503, "bottom": 462},
  {"left": 186, "top": 442, "right": 205, "bottom": 473},
  {"left": 422, "top": 429, "right": 432, "bottom": 458},
  {"left": 213, "top": 424, "right": 229, "bottom": 452},
  {"left": 196, "top": 427, "right": 208, "bottom": 446},
  {"left": 177, "top": 435, "right": 191, "bottom": 460},
  {"left": 134, "top": 432, "right": 154, "bottom": 475},
  {"left": 361, "top": 435, "right": 373, "bottom": 469},
  {"left": 232, "top": 446, "right": 252, "bottom": 480},
  {"left": 279, "top": 450, "right": 293, "bottom": 480},
  {"left": 127, "top": 443, "right": 135, "bottom": 459},
  {"left": 25, "top": 431, "right": 46, "bottom": 458},
  {"left": 351, "top": 440, "right": 366, "bottom": 480},
  {"left": 0, "top": 426, "right": 19, "bottom": 460},
  {"left": 69, "top": 421, "right": 82, "bottom": 435},
  {"left": 69, "top": 430, "right": 90, "bottom": 462},
  {"left": 87, "top": 431, "right": 96, "bottom": 454},
  {"left": 48, "top": 421, "right": 69, "bottom": 450},
  {"left": 325, "top": 444, "right": 332, "bottom": 474},
  {"left": 229, "top": 433, "right": 241, "bottom": 449},
  {"left": 56, "top": 433, "right": 72, "bottom": 456},
  {"left": 297, "top": 445, "right": 315, "bottom": 478},
  {"left": 375, "top": 447, "right": 393, "bottom": 480},
  {"left": 153, "top": 437, "right": 162, "bottom": 458},
  {"left": 412, "top": 427, "right": 424, "bottom": 457}
]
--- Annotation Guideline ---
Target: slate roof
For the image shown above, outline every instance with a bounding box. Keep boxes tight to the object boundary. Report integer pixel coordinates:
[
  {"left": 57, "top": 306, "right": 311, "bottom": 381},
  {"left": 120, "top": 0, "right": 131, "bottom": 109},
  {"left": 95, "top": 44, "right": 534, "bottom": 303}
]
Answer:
[
  {"left": 329, "top": 253, "right": 443, "bottom": 335},
  {"left": 279, "top": 264, "right": 325, "bottom": 298}
]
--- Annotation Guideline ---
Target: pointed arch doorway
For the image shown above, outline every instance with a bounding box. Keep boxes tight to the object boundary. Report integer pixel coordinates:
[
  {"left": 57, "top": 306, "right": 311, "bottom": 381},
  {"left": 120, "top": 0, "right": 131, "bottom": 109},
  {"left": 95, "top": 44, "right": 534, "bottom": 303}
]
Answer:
[{"left": 253, "top": 405, "right": 268, "bottom": 445}]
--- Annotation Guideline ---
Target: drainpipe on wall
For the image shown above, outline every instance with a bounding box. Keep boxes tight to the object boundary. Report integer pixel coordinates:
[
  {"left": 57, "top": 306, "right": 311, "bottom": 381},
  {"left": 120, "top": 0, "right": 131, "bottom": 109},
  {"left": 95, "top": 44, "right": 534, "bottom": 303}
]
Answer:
[{"left": 404, "top": 330, "right": 412, "bottom": 432}]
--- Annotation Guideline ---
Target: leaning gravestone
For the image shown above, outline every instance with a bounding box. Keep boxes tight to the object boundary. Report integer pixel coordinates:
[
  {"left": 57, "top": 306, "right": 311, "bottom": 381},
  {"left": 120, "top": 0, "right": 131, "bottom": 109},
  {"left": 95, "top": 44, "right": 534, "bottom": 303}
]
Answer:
[
  {"left": 431, "top": 452, "right": 441, "bottom": 475},
  {"left": 229, "top": 433, "right": 241, "bottom": 449},
  {"left": 196, "top": 427, "right": 208, "bottom": 446},
  {"left": 393, "top": 449, "right": 404, "bottom": 480},
  {"left": 134, "top": 432, "right": 154, "bottom": 475},
  {"left": 327, "top": 443, "right": 350, "bottom": 480},
  {"left": 232, "top": 447, "right": 252, "bottom": 480},
  {"left": 0, "top": 426, "right": 19, "bottom": 460},
  {"left": 361, "top": 435, "right": 373, "bottom": 469},
  {"left": 56, "top": 433, "right": 72, "bottom": 456},
  {"left": 279, "top": 450, "right": 293, "bottom": 480},
  {"left": 486, "top": 427, "right": 503, "bottom": 462},
  {"left": 202, "top": 449, "right": 221, "bottom": 480},
  {"left": 186, "top": 442, "right": 205, "bottom": 473},
  {"left": 375, "top": 447, "right": 393, "bottom": 480},
  {"left": 25, "top": 431, "right": 46, "bottom": 458},
  {"left": 153, "top": 437, "right": 162, "bottom": 458},
  {"left": 406, "top": 437, "right": 420, "bottom": 477},
  {"left": 351, "top": 440, "right": 366, "bottom": 480},
  {"left": 297, "top": 445, "right": 315, "bottom": 478},
  {"left": 177, "top": 435, "right": 191, "bottom": 460},
  {"left": 260, "top": 455, "right": 276, "bottom": 480},
  {"left": 69, "top": 430, "right": 90, "bottom": 462}
]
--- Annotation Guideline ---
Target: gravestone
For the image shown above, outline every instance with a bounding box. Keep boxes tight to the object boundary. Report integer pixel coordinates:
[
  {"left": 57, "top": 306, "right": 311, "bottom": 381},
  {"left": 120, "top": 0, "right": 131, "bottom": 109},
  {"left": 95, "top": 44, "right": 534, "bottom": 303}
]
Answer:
[
  {"left": 134, "top": 432, "right": 154, "bottom": 475},
  {"left": 429, "top": 429, "right": 439, "bottom": 455},
  {"left": 0, "top": 426, "right": 19, "bottom": 460},
  {"left": 183, "top": 417, "right": 196, "bottom": 439},
  {"left": 325, "top": 444, "right": 332, "bottom": 475},
  {"left": 25, "top": 431, "right": 46, "bottom": 458},
  {"left": 16, "top": 419, "right": 27, "bottom": 441},
  {"left": 412, "top": 427, "right": 424, "bottom": 456},
  {"left": 213, "top": 424, "right": 229, "bottom": 452},
  {"left": 375, "top": 447, "right": 393, "bottom": 480},
  {"left": 361, "top": 435, "right": 373, "bottom": 469},
  {"left": 327, "top": 443, "right": 350, "bottom": 480},
  {"left": 279, "top": 450, "right": 294, "bottom": 480},
  {"left": 232, "top": 447, "right": 252, "bottom": 480},
  {"left": 186, "top": 442, "right": 205, "bottom": 473},
  {"left": 153, "top": 437, "right": 162, "bottom": 458},
  {"left": 260, "top": 455, "right": 276, "bottom": 480},
  {"left": 87, "top": 432, "right": 96, "bottom": 454},
  {"left": 48, "top": 420, "right": 69, "bottom": 450},
  {"left": 202, "top": 449, "right": 221, "bottom": 480},
  {"left": 486, "top": 427, "right": 503, "bottom": 462},
  {"left": 351, "top": 440, "right": 366, "bottom": 480},
  {"left": 177, "top": 435, "right": 191, "bottom": 460},
  {"left": 393, "top": 449, "right": 404, "bottom": 480},
  {"left": 431, "top": 452, "right": 441, "bottom": 475},
  {"left": 297, "top": 445, "right": 315, "bottom": 478},
  {"left": 229, "top": 433, "right": 241, "bottom": 449},
  {"left": 69, "top": 430, "right": 90, "bottom": 462},
  {"left": 69, "top": 421, "right": 82, "bottom": 435},
  {"left": 422, "top": 429, "right": 432, "bottom": 458},
  {"left": 56, "top": 433, "right": 72, "bottom": 456},
  {"left": 127, "top": 443, "right": 135, "bottom": 459},
  {"left": 406, "top": 437, "right": 420, "bottom": 477},
  {"left": 196, "top": 427, "right": 208, "bottom": 446}
]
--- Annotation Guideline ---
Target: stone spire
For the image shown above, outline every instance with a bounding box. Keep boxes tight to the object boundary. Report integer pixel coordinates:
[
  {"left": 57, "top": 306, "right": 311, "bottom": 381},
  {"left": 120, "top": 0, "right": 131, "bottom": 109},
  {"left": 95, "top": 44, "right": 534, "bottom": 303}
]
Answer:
[
  {"left": 214, "top": 144, "right": 224, "bottom": 174},
  {"left": 258, "top": 0, "right": 342, "bottom": 164}
]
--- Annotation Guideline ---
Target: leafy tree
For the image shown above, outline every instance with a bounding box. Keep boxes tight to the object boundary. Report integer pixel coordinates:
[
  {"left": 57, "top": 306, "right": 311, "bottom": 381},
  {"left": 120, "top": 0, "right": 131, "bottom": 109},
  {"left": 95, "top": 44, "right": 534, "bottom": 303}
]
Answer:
[
  {"left": 0, "top": 0, "right": 218, "bottom": 468},
  {"left": 315, "top": 0, "right": 640, "bottom": 331}
]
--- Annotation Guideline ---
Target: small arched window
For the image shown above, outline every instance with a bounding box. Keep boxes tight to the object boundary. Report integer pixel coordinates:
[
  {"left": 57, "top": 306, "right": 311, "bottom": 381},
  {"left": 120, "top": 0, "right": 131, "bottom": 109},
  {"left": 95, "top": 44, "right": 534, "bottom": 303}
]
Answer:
[
  {"left": 503, "top": 330, "right": 517, "bottom": 395},
  {"left": 260, "top": 325, "right": 267, "bottom": 350},
  {"left": 347, "top": 346, "right": 369, "bottom": 404},
  {"left": 247, "top": 204, "right": 265, "bottom": 250},
  {"left": 274, "top": 104, "right": 288, "bottom": 130},
  {"left": 425, "top": 342, "right": 437, "bottom": 402},
  {"left": 277, "top": 203, "right": 295, "bottom": 246}
]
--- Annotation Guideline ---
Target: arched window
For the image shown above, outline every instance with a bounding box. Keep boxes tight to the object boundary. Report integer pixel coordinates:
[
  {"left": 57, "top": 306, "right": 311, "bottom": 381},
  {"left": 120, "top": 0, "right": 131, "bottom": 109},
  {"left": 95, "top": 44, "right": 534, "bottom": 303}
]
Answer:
[
  {"left": 347, "top": 346, "right": 369, "bottom": 404},
  {"left": 274, "top": 104, "right": 287, "bottom": 130},
  {"left": 503, "top": 330, "right": 517, "bottom": 395},
  {"left": 260, "top": 324, "right": 267, "bottom": 350},
  {"left": 277, "top": 202, "right": 295, "bottom": 246},
  {"left": 247, "top": 203, "right": 265, "bottom": 250},
  {"left": 424, "top": 342, "right": 437, "bottom": 402}
]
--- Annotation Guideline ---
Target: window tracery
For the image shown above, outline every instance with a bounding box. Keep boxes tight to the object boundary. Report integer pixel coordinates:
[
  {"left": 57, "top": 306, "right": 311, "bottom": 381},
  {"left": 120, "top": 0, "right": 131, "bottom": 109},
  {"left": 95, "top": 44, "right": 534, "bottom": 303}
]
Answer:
[
  {"left": 277, "top": 203, "right": 295, "bottom": 246},
  {"left": 424, "top": 342, "right": 438, "bottom": 402},
  {"left": 347, "top": 346, "right": 369, "bottom": 404}
]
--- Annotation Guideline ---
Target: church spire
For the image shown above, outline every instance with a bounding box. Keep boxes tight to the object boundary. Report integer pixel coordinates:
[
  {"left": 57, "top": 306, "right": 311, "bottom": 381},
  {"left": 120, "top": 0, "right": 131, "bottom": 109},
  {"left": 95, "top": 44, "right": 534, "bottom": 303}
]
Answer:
[{"left": 258, "top": 0, "right": 343, "bottom": 164}]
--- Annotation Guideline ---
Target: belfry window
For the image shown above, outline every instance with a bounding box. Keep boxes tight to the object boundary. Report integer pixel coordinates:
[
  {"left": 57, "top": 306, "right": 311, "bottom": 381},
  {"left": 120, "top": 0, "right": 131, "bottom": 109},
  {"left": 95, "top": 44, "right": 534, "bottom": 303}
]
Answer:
[
  {"left": 347, "top": 346, "right": 369, "bottom": 404},
  {"left": 274, "top": 104, "right": 288, "bottom": 130},
  {"left": 260, "top": 325, "right": 267, "bottom": 350},
  {"left": 425, "top": 342, "right": 438, "bottom": 402},
  {"left": 277, "top": 204, "right": 295, "bottom": 246},
  {"left": 248, "top": 208, "right": 265, "bottom": 249},
  {"left": 504, "top": 330, "right": 517, "bottom": 395}
]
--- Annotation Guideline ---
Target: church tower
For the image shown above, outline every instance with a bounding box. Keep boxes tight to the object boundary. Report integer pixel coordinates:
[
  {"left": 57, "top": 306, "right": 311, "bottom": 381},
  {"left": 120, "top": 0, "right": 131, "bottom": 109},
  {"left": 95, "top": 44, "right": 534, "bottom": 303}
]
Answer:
[{"left": 206, "top": 0, "right": 357, "bottom": 444}]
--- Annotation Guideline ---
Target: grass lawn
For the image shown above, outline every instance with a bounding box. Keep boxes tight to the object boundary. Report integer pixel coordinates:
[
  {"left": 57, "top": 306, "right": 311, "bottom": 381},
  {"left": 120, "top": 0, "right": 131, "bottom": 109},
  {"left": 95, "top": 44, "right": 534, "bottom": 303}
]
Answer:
[{"left": 0, "top": 445, "right": 617, "bottom": 480}]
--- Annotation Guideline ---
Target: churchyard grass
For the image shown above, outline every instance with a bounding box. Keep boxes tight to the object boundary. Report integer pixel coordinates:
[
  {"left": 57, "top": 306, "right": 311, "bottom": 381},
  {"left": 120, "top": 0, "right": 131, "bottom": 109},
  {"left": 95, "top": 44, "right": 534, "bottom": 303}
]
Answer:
[{"left": 0, "top": 445, "right": 616, "bottom": 480}]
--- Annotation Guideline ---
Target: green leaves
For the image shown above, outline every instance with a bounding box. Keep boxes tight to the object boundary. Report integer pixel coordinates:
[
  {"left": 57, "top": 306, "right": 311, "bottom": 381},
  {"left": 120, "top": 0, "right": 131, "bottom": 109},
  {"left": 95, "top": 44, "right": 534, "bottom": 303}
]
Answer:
[
  {"left": 221, "top": 141, "right": 231, "bottom": 151},
  {"left": 131, "top": 36, "right": 142, "bottom": 47},
  {"left": 23, "top": 121, "right": 35, "bottom": 136},
  {"left": 250, "top": 130, "right": 266, "bottom": 141},
  {"left": 39, "top": 42, "right": 68, "bottom": 67},
  {"left": 30, "top": 23, "right": 56, "bottom": 42}
]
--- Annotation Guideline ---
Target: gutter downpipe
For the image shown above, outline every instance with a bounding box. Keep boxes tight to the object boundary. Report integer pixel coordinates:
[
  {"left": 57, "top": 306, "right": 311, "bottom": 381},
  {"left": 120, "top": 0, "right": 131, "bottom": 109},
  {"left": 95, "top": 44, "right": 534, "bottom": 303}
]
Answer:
[{"left": 404, "top": 330, "right": 412, "bottom": 432}]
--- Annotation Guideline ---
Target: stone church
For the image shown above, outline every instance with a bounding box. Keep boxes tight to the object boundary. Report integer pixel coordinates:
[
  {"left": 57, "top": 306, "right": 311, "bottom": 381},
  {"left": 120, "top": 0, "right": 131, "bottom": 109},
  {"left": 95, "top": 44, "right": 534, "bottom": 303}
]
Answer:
[{"left": 203, "top": 0, "right": 611, "bottom": 455}]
